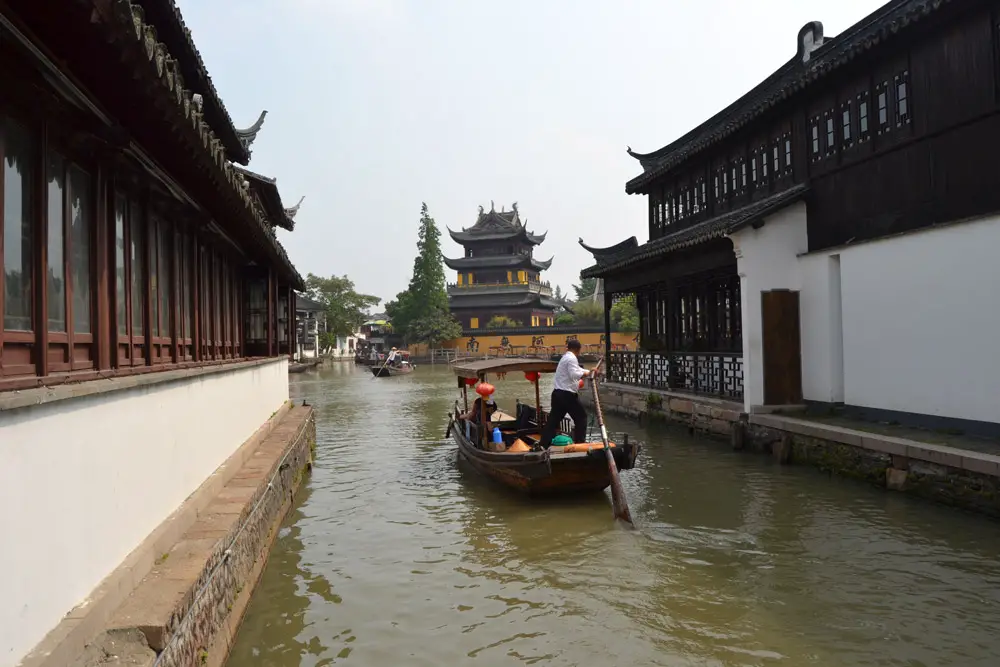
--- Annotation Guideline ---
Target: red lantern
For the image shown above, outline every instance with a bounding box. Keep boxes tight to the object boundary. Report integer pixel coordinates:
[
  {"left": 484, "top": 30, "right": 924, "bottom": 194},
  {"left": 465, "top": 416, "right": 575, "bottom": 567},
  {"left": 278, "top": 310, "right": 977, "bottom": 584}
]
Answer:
[
  {"left": 464, "top": 377, "right": 477, "bottom": 386},
  {"left": 524, "top": 371, "right": 540, "bottom": 383},
  {"left": 476, "top": 382, "right": 495, "bottom": 398},
  {"left": 578, "top": 378, "right": 585, "bottom": 389}
]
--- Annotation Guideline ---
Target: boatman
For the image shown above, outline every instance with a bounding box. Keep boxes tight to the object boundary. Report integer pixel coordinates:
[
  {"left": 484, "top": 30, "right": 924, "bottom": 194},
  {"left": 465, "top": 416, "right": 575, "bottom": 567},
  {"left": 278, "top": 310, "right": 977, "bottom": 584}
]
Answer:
[{"left": 539, "top": 339, "right": 598, "bottom": 448}]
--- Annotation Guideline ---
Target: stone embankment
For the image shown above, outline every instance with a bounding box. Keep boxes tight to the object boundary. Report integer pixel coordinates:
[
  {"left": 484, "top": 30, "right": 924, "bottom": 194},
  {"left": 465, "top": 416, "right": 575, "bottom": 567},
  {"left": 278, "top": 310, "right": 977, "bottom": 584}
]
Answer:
[
  {"left": 585, "top": 382, "right": 1000, "bottom": 517},
  {"left": 22, "top": 405, "right": 316, "bottom": 667}
]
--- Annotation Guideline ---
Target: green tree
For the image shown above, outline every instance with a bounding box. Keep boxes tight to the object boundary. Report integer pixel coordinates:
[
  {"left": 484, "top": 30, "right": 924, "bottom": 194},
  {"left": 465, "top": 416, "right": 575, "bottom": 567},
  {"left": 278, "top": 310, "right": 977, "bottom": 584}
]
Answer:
[
  {"left": 555, "top": 312, "right": 576, "bottom": 326},
  {"left": 384, "top": 202, "right": 462, "bottom": 344},
  {"left": 409, "top": 308, "right": 463, "bottom": 345},
  {"left": 304, "top": 274, "right": 380, "bottom": 338},
  {"left": 572, "top": 277, "right": 597, "bottom": 301},
  {"left": 554, "top": 285, "right": 564, "bottom": 301},
  {"left": 572, "top": 299, "right": 603, "bottom": 326},
  {"left": 610, "top": 295, "right": 640, "bottom": 332}
]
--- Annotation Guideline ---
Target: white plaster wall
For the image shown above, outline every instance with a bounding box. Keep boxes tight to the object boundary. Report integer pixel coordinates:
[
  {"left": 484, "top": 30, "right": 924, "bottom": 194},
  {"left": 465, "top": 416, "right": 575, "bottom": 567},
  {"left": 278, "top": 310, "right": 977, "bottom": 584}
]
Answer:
[
  {"left": 731, "top": 202, "right": 809, "bottom": 410},
  {"left": 837, "top": 217, "right": 1000, "bottom": 423},
  {"left": 0, "top": 358, "right": 289, "bottom": 667}
]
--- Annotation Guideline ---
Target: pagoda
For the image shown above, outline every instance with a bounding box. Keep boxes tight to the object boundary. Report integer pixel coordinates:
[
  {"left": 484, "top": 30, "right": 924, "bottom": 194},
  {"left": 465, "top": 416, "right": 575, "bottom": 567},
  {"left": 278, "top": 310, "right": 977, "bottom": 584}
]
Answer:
[{"left": 445, "top": 202, "right": 559, "bottom": 329}]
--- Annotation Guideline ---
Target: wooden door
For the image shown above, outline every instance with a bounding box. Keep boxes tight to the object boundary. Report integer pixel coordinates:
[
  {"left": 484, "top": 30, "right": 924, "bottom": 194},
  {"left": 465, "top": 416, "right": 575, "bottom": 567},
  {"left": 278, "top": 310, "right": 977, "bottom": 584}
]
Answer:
[{"left": 761, "top": 289, "right": 802, "bottom": 405}]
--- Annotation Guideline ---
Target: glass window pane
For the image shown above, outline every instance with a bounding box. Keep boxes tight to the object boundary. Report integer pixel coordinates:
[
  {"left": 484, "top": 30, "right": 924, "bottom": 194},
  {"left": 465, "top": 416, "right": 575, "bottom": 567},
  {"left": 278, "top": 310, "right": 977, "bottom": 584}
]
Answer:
[
  {"left": 130, "top": 201, "right": 144, "bottom": 336},
  {"left": 3, "top": 119, "right": 36, "bottom": 331},
  {"left": 47, "top": 152, "right": 66, "bottom": 333},
  {"left": 115, "top": 195, "right": 127, "bottom": 335},
  {"left": 69, "top": 166, "right": 92, "bottom": 334},
  {"left": 159, "top": 220, "right": 170, "bottom": 338}
]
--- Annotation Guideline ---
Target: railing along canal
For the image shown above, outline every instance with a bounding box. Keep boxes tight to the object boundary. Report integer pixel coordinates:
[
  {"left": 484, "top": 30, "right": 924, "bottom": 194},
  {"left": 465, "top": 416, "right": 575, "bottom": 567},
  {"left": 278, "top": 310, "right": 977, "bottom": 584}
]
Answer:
[{"left": 608, "top": 350, "right": 743, "bottom": 400}]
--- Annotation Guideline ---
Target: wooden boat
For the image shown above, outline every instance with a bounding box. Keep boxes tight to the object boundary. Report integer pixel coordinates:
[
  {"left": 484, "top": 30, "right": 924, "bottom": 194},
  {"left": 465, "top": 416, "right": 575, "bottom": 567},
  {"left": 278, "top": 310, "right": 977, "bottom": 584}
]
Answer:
[
  {"left": 371, "top": 351, "right": 414, "bottom": 377},
  {"left": 448, "top": 358, "right": 640, "bottom": 495}
]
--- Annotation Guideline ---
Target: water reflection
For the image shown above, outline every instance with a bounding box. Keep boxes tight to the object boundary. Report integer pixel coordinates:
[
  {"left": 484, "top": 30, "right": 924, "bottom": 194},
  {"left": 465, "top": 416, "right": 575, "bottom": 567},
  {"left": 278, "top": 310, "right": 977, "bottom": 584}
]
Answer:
[{"left": 227, "top": 363, "right": 1000, "bottom": 667}]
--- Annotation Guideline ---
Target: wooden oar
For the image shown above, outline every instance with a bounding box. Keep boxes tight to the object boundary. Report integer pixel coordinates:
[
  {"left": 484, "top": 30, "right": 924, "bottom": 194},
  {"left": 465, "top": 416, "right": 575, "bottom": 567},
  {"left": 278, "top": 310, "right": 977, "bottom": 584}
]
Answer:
[
  {"left": 371, "top": 354, "right": 391, "bottom": 379},
  {"left": 590, "top": 359, "right": 633, "bottom": 525}
]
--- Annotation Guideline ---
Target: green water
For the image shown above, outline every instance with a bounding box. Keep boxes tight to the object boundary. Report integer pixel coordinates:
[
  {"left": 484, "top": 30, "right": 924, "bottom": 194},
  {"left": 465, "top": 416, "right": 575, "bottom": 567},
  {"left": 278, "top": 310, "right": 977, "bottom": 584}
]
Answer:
[{"left": 225, "top": 363, "right": 1000, "bottom": 666}]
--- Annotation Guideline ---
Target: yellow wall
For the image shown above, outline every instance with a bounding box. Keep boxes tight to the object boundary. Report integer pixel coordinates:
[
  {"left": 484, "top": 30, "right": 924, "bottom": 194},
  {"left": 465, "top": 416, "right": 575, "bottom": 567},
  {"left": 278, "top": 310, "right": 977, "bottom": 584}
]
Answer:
[{"left": 441, "top": 331, "right": 637, "bottom": 352}]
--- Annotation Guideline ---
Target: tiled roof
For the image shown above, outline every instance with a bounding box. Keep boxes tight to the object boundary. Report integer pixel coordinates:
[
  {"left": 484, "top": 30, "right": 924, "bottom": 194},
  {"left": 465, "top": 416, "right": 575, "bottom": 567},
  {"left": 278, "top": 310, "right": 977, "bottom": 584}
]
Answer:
[
  {"left": 581, "top": 185, "right": 808, "bottom": 278},
  {"left": 448, "top": 203, "right": 546, "bottom": 245},
  {"left": 102, "top": 0, "right": 304, "bottom": 289},
  {"left": 134, "top": 0, "right": 252, "bottom": 164},
  {"left": 578, "top": 237, "right": 639, "bottom": 268},
  {"left": 625, "top": 0, "right": 953, "bottom": 193}
]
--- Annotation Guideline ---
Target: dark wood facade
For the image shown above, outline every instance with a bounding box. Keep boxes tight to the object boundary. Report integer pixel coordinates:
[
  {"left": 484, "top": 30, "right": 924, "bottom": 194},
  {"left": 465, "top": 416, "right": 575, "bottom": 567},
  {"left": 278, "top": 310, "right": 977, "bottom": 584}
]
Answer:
[
  {"left": 445, "top": 204, "right": 559, "bottom": 329},
  {"left": 0, "top": 0, "right": 304, "bottom": 392},
  {"left": 584, "top": 0, "right": 994, "bottom": 401}
]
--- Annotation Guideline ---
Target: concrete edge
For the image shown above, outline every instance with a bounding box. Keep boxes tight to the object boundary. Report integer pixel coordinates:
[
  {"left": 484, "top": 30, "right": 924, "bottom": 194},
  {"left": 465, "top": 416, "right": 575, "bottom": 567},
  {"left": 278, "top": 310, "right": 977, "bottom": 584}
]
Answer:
[
  {"left": 17, "top": 399, "right": 295, "bottom": 667},
  {"left": 749, "top": 413, "right": 1000, "bottom": 477},
  {"left": 0, "top": 357, "right": 287, "bottom": 413},
  {"left": 599, "top": 381, "right": 745, "bottom": 413}
]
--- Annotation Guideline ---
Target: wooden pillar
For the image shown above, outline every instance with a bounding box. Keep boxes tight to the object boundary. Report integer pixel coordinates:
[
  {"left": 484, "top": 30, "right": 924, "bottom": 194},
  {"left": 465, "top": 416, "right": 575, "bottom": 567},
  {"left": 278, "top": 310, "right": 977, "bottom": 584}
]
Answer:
[
  {"left": 141, "top": 192, "right": 153, "bottom": 366},
  {"left": 603, "top": 287, "right": 612, "bottom": 361},
  {"left": 192, "top": 234, "right": 201, "bottom": 361},
  {"left": 94, "top": 162, "right": 110, "bottom": 370},
  {"left": 266, "top": 269, "right": 274, "bottom": 357},
  {"left": 287, "top": 286, "right": 295, "bottom": 361},
  {"left": 35, "top": 125, "right": 49, "bottom": 377}
]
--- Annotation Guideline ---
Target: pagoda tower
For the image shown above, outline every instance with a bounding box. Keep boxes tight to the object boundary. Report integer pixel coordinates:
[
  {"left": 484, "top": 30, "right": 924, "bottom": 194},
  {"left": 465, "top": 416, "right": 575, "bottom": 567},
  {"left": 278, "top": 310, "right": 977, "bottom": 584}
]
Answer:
[{"left": 445, "top": 202, "right": 559, "bottom": 329}]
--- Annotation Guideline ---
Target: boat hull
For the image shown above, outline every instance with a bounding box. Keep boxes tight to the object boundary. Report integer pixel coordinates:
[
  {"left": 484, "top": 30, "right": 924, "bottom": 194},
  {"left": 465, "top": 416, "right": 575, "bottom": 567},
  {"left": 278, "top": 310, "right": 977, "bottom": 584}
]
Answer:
[
  {"left": 450, "top": 423, "right": 639, "bottom": 495},
  {"left": 371, "top": 365, "right": 414, "bottom": 377}
]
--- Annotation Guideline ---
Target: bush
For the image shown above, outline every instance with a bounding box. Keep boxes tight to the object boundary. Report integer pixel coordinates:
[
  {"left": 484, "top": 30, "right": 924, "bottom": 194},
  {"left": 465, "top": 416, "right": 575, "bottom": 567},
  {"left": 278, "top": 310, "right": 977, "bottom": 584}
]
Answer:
[{"left": 486, "top": 316, "right": 522, "bottom": 329}]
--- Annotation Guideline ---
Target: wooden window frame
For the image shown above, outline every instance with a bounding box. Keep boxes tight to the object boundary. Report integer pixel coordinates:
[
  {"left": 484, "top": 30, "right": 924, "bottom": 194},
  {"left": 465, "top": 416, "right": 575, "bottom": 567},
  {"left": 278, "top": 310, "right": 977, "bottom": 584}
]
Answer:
[
  {"left": 809, "top": 116, "right": 822, "bottom": 161},
  {"left": 823, "top": 110, "right": 837, "bottom": 157},
  {"left": 0, "top": 113, "right": 39, "bottom": 378},
  {"left": 876, "top": 80, "right": 891, "bottom": 135},
  {"left": 44, "top": 150, "right": 97, "bottom": 374},
  {"left": 894, "top": 70, "right": 911, "bottom": 127},
  {"left": 857, "top": 91, "right": 872, "bottom": 143},
  {"left": 840, "top": 100, "right": 854, "bottom": 150}
]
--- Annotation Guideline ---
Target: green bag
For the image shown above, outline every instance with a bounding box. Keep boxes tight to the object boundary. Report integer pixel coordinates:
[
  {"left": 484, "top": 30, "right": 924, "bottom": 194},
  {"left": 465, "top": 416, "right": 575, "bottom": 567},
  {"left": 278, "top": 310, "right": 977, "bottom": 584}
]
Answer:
[{"left": 551, "top": 435, "right": 573, "bottom": 447}]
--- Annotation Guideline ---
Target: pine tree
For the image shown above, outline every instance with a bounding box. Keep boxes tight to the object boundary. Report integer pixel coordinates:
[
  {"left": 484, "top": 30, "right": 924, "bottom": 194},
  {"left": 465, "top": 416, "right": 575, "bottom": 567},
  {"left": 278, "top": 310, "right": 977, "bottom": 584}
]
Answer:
[{"left": 385, "top": 203, "right": 462, "bottom": 344}]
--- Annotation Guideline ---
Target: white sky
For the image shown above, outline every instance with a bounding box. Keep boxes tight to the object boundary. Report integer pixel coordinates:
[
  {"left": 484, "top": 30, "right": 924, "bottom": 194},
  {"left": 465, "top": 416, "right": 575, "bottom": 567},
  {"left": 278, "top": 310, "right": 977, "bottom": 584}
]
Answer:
[{"left": 178, "top": 0, "right": 886, "bottom": 304}]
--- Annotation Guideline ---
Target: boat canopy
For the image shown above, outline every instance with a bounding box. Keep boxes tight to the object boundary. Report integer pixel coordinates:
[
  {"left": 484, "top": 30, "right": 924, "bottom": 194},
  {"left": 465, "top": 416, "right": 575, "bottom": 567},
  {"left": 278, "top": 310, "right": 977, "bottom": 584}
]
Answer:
[{"left": 451, "top": 357, "right": 558, "bottom": 379}]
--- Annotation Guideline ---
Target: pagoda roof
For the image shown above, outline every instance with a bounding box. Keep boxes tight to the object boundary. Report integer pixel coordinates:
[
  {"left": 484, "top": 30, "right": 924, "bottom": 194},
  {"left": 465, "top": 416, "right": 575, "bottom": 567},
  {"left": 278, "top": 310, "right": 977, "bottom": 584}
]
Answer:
[
  {"left": 234, "top": 166, "right": 303, "bottom": 232},
  {"left": 133, "top": 0, "right": 262, "bottom": 165},
  {"left": 624, "top": 0, "right": 953, "bottom": 194},
  {"left": 582, "top": 185, "right": 808, "bottom": 278},
  {"left": 448, "top": 202, "right": 547, "bottom": 245},
  {"left": 443, "top": 255, "right": 553, "bottom": 271}
]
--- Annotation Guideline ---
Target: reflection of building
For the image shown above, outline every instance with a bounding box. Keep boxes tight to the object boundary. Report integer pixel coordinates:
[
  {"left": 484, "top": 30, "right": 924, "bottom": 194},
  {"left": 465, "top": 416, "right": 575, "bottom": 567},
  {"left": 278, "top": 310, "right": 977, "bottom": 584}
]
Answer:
[
  {"left": 584, "top": 3, "right": 1000, "bottom": 436},
  {"left": 0, "top": 3, "right": 306, "bottom": 664},
  {"left": 294, "top": 294, "right": 326, "bottom": 359},
  {"left": 445, "top": 203, "right": 559, "bottom": 329}
]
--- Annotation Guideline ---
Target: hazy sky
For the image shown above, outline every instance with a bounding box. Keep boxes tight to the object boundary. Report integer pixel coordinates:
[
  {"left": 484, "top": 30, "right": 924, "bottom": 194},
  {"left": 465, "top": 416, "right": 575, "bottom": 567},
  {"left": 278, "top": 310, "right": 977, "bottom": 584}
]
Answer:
[{"left": 179, "top": 0, "right": 885, "bottom": 305}]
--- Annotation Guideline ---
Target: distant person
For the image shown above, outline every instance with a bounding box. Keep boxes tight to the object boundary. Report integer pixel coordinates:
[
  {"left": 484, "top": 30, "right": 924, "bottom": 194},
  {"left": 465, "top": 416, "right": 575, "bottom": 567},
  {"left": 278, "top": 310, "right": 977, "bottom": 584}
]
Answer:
[
  {"left": 539, "top": 339, "right": 597, "bottom": 447},
  {"left": 386, "top": 347, "right": 399, "bottom": 367}
]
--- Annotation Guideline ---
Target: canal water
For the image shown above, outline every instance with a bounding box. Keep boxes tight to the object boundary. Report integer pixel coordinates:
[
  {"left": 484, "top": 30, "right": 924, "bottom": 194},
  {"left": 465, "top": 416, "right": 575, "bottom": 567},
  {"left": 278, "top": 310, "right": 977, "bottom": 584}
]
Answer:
[{"left": 226, "top": 363, "right": 1000, "bottom": 666}]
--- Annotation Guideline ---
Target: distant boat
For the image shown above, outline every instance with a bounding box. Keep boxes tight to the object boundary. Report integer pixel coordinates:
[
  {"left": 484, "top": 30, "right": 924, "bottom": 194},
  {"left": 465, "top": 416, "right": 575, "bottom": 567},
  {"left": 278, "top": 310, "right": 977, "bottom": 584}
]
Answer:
[{"left": 371, "top": 351, "right": 414, "bottom": 377}]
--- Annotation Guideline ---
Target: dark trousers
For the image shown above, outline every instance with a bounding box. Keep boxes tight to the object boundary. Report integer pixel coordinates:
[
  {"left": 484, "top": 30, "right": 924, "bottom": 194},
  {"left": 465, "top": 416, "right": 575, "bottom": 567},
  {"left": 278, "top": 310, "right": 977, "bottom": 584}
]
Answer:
[{"left": 540, "top": 389, "right": 588, "bottom": 447}]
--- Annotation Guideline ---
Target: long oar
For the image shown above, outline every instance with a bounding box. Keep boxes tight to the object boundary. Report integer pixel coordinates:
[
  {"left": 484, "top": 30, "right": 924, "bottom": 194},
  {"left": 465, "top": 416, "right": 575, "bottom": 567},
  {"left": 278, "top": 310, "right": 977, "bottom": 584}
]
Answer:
[
  {"left": 371, "top": 354, "right": 391, "bottom": 379},
  {"left": 590, "top": 359, "right": 633, "bottom": 525}
]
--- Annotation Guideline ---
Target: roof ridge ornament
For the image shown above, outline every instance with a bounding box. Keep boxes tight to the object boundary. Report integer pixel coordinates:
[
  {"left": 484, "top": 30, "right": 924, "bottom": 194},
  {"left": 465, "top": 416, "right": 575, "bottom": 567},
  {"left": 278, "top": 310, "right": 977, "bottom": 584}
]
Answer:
[
  {"left": 235, "top": 109, "right": 268, "bottom": 152},
  {"left": 797, "top": 21, "right": 825, "bottom": 63},
  {"left": 284, "top": 195, "right": 305, "bottom": 219}
]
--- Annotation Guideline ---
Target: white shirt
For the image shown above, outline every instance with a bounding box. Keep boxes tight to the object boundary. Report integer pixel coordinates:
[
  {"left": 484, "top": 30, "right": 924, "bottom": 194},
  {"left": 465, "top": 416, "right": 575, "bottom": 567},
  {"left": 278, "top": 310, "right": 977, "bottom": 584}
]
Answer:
[{"left": 553, "top": 351, "right": 587, "bottom": 393}]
